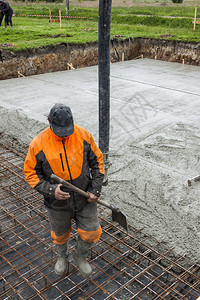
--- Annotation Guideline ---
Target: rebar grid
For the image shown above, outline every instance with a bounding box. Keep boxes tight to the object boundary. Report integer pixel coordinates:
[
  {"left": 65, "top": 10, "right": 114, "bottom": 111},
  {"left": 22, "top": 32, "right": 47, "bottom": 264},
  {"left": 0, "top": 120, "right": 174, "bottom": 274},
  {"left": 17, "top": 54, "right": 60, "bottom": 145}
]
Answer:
[{"left": 0, "top": 138, "right": 200, "bottom": 300}]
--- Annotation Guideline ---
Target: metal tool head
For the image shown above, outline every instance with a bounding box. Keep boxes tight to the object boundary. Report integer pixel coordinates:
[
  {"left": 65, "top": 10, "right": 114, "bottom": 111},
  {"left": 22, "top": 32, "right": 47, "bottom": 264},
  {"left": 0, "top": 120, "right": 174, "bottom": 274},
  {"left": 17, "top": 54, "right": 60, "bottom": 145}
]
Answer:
[
  {"left": 112, "top": 210, "right": 128, "bottom": 232},
  {"left": 188, "top": 175, "right": 200, "bottom": 186}
]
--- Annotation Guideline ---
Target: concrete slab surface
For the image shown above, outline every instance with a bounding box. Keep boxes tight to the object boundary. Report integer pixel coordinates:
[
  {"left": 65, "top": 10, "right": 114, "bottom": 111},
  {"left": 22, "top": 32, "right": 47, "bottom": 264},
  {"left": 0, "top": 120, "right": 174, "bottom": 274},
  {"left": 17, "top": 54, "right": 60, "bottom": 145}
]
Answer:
[{"left": 0, "top": 58, "right": 200, "bottom": 263}]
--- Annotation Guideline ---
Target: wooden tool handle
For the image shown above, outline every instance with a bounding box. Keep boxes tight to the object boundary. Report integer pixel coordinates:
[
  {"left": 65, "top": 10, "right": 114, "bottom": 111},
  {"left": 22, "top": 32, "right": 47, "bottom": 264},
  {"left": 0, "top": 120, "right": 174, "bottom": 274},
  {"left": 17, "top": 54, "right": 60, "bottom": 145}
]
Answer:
[
  {"left": 51, "top": 174, "right": 119, "bottom": 211},
  {"left": 51, "top": 174, "right": 89, "bottom": 198}
]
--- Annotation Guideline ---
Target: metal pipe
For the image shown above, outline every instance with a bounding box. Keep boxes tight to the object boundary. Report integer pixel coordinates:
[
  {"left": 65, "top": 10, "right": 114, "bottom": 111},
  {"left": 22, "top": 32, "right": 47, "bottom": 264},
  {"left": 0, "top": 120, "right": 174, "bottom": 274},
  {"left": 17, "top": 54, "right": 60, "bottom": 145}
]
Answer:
[
  {"left": 66, "top": 0, "right": 69, "bottom": 16},
  {"left": 98, "top": 0, "right": 112, "bottom": 185}
]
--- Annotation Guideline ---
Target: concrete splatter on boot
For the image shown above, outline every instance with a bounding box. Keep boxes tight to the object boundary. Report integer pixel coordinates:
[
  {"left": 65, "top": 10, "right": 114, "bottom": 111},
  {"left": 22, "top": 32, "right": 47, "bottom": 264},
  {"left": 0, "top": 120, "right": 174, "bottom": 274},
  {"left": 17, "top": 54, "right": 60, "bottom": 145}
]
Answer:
[
  {"left": 54, "top": 243, "right": 68, "bottom": 275},
  {"left": 73, "top": 237, "right": 92, "bottom": 278}
]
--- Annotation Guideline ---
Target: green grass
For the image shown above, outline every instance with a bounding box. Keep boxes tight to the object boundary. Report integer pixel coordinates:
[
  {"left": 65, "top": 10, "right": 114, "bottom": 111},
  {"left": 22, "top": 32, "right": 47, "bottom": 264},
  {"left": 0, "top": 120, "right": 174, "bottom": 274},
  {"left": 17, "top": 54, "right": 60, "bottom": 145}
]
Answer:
[
  {"left": 0, "top": 2, "right": 200, "bottom": 52},
  {"left": 112, "top": 6, "right": 197, "bottom": 18}
]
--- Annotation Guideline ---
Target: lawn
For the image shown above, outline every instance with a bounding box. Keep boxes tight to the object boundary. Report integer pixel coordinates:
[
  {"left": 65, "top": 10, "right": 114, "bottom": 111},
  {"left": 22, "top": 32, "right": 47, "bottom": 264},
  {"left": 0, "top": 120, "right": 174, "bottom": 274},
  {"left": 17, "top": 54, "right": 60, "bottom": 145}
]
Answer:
[{"left": 0, "top": 1, "right": 200, "bottom": 52}]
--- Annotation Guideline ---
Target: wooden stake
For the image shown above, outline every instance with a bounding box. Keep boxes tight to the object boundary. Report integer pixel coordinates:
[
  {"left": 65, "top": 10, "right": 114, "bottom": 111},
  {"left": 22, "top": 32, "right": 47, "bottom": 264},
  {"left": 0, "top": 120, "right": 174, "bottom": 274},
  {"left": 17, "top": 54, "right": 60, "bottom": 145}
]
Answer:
[
  {"left": 49, "top": 8, "right": 52, "bottom": 29},
  {"left": 18, "top": 71, "right": 25, "bottom": 78},
  {"left": 59, "top": 10, "right": 62, "bottom": 29},
  {"left": 67, "top": 63, "right": 75, "bottom": 70},
  {"left": 194, "top": 7, "right": 197, "bottom": 31},
  {"left": 114, "top": 48, "right": 117, "bottom": 58},
  {"left": 133, "top": 54, "right": 144, "bottom": 60},
  {"left": 122, "top": 52, "right": 124, "bottom": 62}
]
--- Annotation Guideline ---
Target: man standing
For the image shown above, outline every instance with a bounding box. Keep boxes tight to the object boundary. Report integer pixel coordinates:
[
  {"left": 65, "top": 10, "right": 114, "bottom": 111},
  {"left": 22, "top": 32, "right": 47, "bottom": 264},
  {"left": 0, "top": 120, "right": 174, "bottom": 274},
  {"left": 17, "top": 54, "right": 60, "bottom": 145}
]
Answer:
[
  {"left": 0, "top": 7, "right": 4, "bottom": 26},
  {"left": 24, "top": 104, "right": 104, "bottom": 278},
  {"left": 0, "top": 0, "right": 13, "bottom": 27},
  {"left": 0, "top": 0, "right": 5, "bottom": 26}
]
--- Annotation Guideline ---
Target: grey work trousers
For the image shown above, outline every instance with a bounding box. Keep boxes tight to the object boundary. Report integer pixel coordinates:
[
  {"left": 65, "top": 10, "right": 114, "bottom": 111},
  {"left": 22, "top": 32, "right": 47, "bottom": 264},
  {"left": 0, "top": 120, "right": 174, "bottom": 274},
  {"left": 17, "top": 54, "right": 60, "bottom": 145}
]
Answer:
[{"left": 46, "top": 202, "right": 102, "bottom": 245}]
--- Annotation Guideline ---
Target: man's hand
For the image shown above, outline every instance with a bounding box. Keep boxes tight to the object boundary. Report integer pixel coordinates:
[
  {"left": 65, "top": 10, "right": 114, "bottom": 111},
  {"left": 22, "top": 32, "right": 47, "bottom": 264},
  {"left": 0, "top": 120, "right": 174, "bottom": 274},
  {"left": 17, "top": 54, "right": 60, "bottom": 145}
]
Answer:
[
  {"left": 87, "top": 192, "right": 99, "bottom": 203},
  {"left": 55, "top": 184, "right": 70, "bottom": 200}
]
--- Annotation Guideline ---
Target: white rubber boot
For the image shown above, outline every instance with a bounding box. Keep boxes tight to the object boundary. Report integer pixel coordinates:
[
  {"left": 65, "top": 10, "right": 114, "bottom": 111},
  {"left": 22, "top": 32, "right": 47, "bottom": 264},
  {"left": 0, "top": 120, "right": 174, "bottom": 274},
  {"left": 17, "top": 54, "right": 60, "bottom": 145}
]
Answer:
[
  {"left": 54, "top": 243, "right": 68, "bottom": 275},
  {"left": 73, "top": 237, "right": 92, "bottom": 278}
]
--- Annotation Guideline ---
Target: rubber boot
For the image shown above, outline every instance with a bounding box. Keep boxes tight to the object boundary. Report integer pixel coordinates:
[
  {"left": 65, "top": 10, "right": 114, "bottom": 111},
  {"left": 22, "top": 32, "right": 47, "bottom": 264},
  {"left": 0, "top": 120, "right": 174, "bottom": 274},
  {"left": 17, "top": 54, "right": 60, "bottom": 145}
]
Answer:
[
  {"left": 54, "top": 243, "right": 68, "bottom": 275},
  {"left": 73, "top": 237, "right": 92, "bottom": 278}
]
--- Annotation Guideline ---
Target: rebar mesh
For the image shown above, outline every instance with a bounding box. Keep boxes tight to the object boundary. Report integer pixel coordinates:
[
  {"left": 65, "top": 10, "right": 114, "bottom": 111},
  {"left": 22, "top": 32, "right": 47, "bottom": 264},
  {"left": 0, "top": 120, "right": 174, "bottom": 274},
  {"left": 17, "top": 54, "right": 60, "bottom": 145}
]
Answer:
[{"left": 0, "top": 137, "right": 200, "bottom": 300}]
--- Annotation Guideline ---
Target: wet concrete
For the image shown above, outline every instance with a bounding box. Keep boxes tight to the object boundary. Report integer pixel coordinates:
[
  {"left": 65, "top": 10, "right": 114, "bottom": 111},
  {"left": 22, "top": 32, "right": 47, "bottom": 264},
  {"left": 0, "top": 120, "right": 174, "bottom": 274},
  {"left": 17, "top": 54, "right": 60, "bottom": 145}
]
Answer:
[{"left": 0, "top": 58, "right": 200, "bottom": 263}]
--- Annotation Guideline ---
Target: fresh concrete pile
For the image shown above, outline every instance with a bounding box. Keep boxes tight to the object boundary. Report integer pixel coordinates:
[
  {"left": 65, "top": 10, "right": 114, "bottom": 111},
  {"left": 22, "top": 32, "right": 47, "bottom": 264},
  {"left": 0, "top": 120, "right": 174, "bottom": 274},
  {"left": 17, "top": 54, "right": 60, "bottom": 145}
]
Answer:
[{"left": 0, "top": 59, "right": 199, "bottom": 263}]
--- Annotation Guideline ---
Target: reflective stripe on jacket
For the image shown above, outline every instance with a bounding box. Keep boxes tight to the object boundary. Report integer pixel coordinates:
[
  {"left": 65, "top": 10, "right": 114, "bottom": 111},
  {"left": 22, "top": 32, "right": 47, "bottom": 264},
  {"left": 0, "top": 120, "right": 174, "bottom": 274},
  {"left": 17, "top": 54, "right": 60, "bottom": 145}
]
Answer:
[{"left": 24, "top": 125, "right": 104, "bottom": 211}]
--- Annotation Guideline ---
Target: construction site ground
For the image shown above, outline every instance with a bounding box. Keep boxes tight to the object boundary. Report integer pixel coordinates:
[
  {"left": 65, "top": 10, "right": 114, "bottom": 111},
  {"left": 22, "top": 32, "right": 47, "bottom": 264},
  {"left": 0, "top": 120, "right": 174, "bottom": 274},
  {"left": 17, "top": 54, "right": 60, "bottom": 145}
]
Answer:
[{"left": 0, "top": 58, "right": 200, "bottom": 299}]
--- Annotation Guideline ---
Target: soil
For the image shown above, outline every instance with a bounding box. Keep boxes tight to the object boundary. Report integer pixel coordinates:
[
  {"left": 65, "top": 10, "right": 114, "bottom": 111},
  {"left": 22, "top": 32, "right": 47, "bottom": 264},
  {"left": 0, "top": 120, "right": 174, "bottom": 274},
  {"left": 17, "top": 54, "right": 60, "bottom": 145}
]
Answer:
[{"left": 0, "top": 37, "right": 200, "bottom": 80}]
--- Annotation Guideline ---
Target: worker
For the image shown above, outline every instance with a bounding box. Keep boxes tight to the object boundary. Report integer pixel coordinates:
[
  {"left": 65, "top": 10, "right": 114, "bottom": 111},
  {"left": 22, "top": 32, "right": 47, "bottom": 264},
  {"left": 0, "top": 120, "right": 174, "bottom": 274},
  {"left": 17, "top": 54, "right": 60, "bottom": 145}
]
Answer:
[
  {"left": 0, "top": 0, "right": 5, "bottom": 26},
  {"left": 0, "top": 0, "right": 13, "bottom": 28},
  {"left": 24, "top": 103, "right": 104, "bottom": 278},
  {"left": 0, "top": 7, "right": 4, "bottom": 26}
]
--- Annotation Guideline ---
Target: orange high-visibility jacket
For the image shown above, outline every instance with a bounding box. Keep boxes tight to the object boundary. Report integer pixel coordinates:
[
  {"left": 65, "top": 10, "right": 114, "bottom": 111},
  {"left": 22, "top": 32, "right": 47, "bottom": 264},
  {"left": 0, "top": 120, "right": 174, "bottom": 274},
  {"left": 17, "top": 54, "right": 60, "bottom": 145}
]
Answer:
[{"left": 24, "top": 125, "right": 105, "bottom": 211}]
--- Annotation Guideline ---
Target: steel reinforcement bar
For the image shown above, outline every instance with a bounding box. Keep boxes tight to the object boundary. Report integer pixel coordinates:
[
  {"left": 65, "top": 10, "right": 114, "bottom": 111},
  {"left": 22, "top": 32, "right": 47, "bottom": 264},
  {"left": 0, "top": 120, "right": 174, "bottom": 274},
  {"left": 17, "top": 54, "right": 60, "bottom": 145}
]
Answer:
[{"left": 0, "top": 137, "right": 200, "bottom": 300}]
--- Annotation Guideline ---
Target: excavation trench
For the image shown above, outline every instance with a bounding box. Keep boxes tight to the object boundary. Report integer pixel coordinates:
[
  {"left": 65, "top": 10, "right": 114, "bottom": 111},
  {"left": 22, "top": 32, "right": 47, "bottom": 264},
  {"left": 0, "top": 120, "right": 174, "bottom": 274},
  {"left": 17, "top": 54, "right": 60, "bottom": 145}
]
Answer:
[{"left": 0, "top": 37, "right": 200, "bottom": 80}]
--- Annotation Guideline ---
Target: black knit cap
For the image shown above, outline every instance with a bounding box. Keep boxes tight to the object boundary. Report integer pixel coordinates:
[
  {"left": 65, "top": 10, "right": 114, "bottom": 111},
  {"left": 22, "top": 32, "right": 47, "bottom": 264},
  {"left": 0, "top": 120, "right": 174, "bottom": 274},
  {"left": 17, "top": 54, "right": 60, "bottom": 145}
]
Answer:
[{"left": 49, "top": 103, "right": 74, "bottom": 137}]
